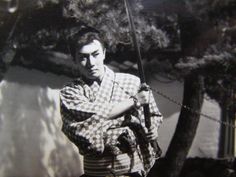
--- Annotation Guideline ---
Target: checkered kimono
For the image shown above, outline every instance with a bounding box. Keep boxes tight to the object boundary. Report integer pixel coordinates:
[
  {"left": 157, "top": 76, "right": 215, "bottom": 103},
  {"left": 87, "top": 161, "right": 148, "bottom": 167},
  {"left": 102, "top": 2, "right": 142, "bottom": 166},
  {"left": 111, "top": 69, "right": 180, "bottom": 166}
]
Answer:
[{"left": 60, "top": 66, "right": 163, "bottom": 176}]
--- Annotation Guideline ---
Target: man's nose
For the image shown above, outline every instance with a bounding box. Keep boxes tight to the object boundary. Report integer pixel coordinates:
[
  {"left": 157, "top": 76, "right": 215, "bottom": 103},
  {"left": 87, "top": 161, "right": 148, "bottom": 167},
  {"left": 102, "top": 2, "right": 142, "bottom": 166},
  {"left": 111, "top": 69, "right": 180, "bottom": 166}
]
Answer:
[{"left": 87, "top": 55, "right": 95, "bottom": 66}]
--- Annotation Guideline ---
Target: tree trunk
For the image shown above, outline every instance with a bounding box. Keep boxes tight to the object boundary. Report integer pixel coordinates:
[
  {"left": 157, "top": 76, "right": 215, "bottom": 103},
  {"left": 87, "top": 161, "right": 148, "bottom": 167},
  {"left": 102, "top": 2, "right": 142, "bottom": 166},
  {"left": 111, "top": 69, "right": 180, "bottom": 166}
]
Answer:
[
  {"left": 0, "top": 44, "right": 17, "bottom": 82},
  {"left": 161, "top": 73, "right": 204, "bottom": 177},
  {"left": 0, "top": 14, "right": 19, "bottom": 82}
]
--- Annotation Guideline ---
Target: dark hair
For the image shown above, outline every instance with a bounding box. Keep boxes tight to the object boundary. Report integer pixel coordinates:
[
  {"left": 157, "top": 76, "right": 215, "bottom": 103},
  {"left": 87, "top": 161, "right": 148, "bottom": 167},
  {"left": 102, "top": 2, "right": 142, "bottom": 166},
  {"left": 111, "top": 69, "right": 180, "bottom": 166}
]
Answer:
[{"left": 69, "top": 30, "right": 105, "bottom": 58}]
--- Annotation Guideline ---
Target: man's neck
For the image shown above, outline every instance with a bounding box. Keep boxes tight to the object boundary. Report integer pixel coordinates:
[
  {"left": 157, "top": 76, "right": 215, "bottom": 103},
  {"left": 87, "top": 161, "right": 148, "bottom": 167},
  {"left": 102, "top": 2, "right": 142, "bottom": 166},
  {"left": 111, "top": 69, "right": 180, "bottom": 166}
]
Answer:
[{"left": 82, "top": 66, "right": 106, "bottom": 85}]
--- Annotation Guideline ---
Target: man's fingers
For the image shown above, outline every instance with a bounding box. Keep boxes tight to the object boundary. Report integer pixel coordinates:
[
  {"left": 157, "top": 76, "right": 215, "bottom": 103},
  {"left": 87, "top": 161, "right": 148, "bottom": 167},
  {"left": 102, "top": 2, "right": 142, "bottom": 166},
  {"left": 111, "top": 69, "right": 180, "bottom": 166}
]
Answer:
[
  {"left": 136, "top": 90, "right": 151, "bottom": 105},
  {"left": 148, "top": 125, "right": 157, "bottom": 133},
  {"left": 146, "top": 132, "right": 158, "bottom": 137},
  {"left": 146, "top": 129, "right": 158, "bottom": 141},
  {"left": 146, "top": 134, "right": 157, "bottom": 141}
]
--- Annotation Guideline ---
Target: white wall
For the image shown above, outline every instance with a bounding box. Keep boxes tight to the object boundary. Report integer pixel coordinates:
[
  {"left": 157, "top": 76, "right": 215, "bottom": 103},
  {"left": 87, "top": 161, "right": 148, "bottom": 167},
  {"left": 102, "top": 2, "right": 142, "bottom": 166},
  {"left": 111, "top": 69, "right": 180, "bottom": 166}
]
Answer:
[
  {"left": 0, "top": 66, "right": 82, "bottom": 177},
  {"left": 149, "top": 76, "right": 221, "bottom": 158},
  {"left": 0, "top": 66, "right": 221, "bottom": 177}
]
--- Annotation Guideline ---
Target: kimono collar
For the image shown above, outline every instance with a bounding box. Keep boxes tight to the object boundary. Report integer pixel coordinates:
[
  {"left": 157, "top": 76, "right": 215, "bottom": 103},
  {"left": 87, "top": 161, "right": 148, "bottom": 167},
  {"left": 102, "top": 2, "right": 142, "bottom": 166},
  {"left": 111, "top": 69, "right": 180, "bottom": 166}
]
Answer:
[
  {"left": 101, "top": 66, "right": 114, "bottom": 83},
  {"left": 94, "top": 66, "right": 115, "bottom": 103}
]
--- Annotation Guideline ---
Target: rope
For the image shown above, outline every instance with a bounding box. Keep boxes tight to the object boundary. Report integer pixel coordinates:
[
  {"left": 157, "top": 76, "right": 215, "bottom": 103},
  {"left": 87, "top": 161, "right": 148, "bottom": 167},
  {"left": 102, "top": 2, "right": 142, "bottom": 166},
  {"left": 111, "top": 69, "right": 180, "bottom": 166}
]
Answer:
[
  {"left": 151, "top": 87, "right": 236, "bottom": 129},
  {"left": 111, "top": 77, "right": 235, "bottom": 128}
]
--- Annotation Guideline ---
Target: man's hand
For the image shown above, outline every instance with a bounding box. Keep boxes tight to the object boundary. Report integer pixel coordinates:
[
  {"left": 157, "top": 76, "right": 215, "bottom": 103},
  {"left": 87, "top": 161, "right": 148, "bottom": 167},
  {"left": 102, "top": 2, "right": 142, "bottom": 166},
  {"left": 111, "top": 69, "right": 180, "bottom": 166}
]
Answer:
[
  {"left": 146, "top": 125, "right": 158, "bottom": 141},
  {"left": 135, "top": 87, "right": 150, "bottom": 105}
]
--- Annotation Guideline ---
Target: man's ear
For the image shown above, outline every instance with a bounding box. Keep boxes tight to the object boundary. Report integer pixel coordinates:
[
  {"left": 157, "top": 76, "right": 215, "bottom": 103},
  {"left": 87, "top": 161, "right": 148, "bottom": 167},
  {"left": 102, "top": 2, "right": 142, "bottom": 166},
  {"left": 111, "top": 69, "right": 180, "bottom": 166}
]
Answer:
[{"left": 103, "top": 48, "right": 106, "bottom": 55}]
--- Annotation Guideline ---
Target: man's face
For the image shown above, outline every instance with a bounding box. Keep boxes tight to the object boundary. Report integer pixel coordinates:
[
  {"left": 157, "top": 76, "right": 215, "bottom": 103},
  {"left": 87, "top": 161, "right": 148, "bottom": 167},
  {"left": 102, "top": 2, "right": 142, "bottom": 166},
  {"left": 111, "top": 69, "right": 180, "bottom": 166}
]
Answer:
[{"left": 75, "top": 40, "right": 106, "bottom": 80}]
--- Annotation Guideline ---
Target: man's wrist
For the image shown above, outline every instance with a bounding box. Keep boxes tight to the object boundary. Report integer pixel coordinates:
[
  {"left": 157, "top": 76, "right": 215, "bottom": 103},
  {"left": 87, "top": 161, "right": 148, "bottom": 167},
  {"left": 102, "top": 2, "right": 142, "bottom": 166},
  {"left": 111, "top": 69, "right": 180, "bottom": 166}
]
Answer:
[{"left": 130, "top": 96, "right": 141, "bottom": 109}]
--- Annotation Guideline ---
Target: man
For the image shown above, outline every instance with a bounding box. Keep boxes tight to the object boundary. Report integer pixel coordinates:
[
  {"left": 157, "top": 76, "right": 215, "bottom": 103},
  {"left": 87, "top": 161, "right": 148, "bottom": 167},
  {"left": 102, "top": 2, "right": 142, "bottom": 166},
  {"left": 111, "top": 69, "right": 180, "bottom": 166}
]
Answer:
[{"left": 60, "top": 31, "right": 163, "bottom": 177}]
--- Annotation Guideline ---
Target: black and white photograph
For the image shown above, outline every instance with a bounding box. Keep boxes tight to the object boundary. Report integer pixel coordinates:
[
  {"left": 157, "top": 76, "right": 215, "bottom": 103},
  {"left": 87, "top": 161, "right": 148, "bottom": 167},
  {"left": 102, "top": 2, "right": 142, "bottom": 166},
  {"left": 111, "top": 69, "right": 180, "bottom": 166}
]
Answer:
[{"left": 0, "top": 0, "right": 235, "bottom": 177}]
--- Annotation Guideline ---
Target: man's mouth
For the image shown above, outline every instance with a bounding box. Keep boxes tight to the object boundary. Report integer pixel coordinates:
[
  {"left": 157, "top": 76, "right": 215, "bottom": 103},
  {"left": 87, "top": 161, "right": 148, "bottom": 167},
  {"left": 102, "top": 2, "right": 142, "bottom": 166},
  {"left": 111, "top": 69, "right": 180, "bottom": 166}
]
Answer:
[{"left": 88, "top": 68, "right": 97, "bottom": 73}]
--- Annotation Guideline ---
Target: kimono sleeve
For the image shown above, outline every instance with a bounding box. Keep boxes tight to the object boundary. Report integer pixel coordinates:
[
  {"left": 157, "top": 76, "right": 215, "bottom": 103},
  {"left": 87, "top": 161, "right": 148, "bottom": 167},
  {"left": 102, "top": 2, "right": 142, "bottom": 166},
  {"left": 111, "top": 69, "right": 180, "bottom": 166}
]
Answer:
[
  {"left": 61, "top": 113, "right": 109, "bottom": 155},
  {"left": 59, "top": 84, "right": 114, "bottom": 155},
  {"left": 60, "top": 84, "right": 114, "bottom": 121}
]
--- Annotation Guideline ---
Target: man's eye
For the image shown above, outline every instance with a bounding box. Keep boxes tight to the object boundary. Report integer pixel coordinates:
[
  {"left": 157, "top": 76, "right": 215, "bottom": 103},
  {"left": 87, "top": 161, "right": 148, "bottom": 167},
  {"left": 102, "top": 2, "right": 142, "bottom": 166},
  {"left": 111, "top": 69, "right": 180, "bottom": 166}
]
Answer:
[
  {"left": 82, "top": 54, "right": 88, "bottom": 58},
  {"left": 78, "top": 55, "right": 87, "bottom": 60},
  {"left": 81, "top": 57, "right": 87, "bottom": 61},
  {"left": 93, "top": 53, "right": 99, "bottom": 57}
]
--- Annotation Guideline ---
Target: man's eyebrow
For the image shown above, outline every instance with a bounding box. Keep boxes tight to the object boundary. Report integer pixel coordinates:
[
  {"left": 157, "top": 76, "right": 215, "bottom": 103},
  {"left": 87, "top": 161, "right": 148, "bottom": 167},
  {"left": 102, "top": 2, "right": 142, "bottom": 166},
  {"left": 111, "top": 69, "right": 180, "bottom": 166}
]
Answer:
[
  {"left": 92, "top": 50, "right": 99, "bottom": 54},
  {"left": 77, "top": 50, "right": 99, "bottom": 56}
]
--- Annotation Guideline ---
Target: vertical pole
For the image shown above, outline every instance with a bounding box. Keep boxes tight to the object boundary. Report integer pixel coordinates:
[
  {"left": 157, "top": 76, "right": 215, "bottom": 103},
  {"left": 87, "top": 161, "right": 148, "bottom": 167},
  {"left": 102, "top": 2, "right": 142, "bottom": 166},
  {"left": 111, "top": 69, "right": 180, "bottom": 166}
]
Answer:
[
  {"left": 233, "top": 89, "right": 236, "bottom": 157},
  {"left": 218, "top": 87, "right": 235, "bottom": 159},
  {"left": 229, "top": 88, "right": 235, "bottom": 158},
  {"left": 218, "top": 95, "right": 229, "bottom": 158}
]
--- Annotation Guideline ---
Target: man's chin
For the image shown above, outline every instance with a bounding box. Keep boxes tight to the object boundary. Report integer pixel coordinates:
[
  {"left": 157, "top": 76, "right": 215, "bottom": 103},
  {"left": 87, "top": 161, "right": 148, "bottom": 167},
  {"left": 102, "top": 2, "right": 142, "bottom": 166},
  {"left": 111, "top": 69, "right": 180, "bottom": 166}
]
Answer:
[
  {"left": 83, "top": 71, "right": 103, "bottom": 81},
  {"left": 86, "top": 74, "right": 100, "bottom": 80}
]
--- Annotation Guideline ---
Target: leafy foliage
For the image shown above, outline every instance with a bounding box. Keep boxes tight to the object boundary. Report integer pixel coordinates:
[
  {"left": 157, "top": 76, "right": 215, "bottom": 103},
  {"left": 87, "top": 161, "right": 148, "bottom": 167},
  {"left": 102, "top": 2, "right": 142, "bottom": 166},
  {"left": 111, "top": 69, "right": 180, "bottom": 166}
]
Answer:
[
  {"left": 0, "top": 0, "right": 235, "bottom": 99},
  {"left": 0, "top": 0, "right": 172, "bottom": 54},
  {"left": 62, "top": 0, "right": 170, "bottom": 52}
]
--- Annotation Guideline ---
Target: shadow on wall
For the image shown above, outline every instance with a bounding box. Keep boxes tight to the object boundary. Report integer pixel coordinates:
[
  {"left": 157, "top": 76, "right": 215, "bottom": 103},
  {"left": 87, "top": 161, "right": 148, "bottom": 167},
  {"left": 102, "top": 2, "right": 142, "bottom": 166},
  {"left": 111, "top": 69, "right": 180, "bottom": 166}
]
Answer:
[{"left": 0, "top": 66, "right": 82, "bottom": 177}]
